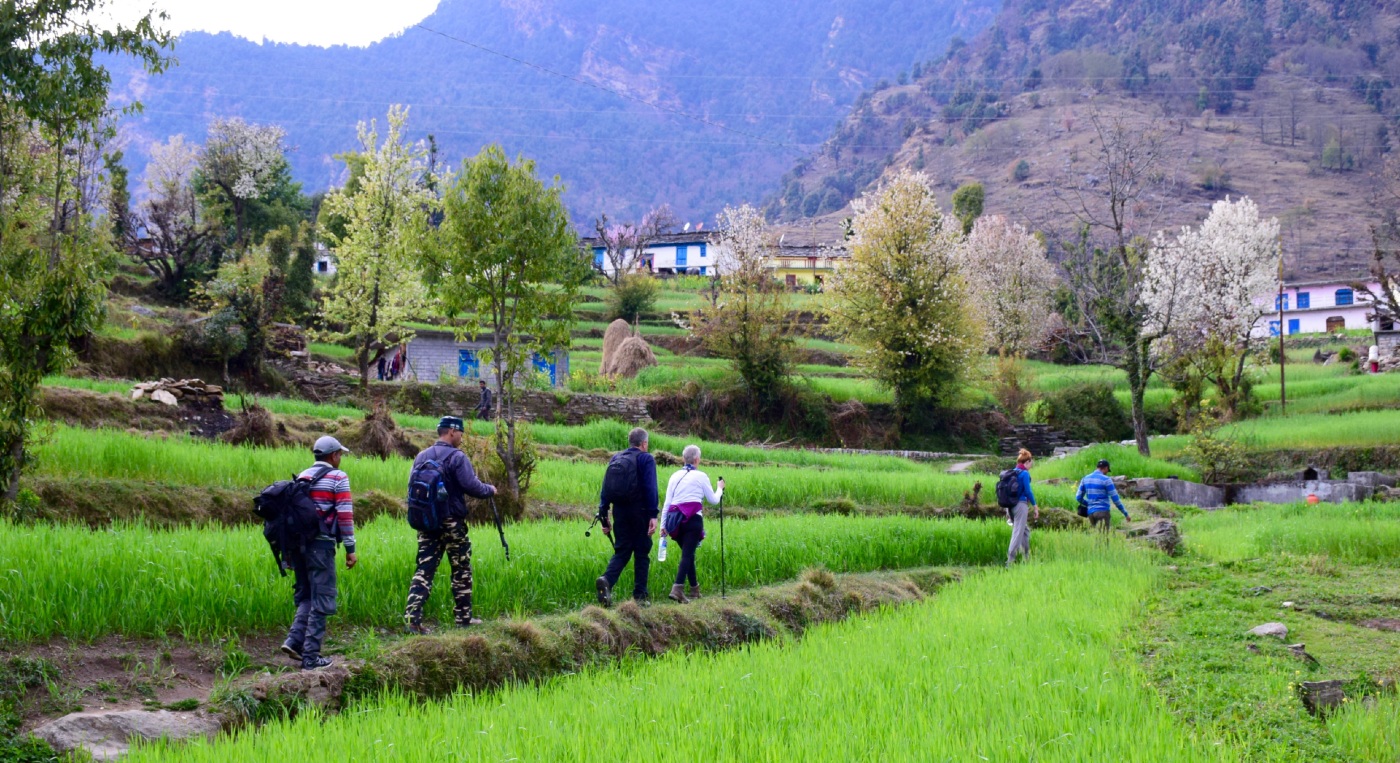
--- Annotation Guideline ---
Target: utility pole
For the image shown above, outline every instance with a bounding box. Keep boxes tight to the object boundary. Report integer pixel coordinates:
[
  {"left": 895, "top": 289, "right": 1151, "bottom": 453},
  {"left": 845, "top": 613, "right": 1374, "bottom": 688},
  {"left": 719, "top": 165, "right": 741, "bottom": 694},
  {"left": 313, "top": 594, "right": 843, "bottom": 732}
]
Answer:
[{"left": 1278, "top": 234, "right": 1287, "bottom": 415}]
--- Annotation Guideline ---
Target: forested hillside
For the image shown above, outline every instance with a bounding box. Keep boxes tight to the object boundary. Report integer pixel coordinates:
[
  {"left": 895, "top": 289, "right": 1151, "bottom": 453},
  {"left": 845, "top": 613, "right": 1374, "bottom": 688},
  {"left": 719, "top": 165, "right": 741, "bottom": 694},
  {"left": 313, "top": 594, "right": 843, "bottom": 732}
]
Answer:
[
  {"left": 104, "top": 0, "right": 997, "bottom": 222},
  {"left": 770, "top": 0, "right": 1400, "bottom": 277}
]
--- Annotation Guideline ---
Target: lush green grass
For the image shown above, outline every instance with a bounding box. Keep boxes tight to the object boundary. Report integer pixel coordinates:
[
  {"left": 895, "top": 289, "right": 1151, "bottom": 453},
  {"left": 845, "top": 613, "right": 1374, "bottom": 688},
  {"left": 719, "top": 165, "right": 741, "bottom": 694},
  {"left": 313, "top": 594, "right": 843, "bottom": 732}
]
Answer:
[
  {"left": 41, "top": 375, "right": 131, "bottom": 395},
  {"left": 127, "top": 542, "right": 1235, "bottom": 763},
  {"left": 1152, "top": 409, "right": 1400, "bottom": 456},
  {"left": 1179, "top": 503, "right": 1400, "bottom": 564},
  {"left": 0, "top": 514, "right": 1017, "bottom": 642},
  {"left": 1331, "top": 695, "right": 1400, "bottom": 761},
  {"left": 307, "top": 342, "right": 355, "bottom": 360},
  {"left": 1034, "top": 443, "right": 1201, "bottom": 483},
  {"left": 31, "top": 426, "right": 1077, "bottom": 510}
]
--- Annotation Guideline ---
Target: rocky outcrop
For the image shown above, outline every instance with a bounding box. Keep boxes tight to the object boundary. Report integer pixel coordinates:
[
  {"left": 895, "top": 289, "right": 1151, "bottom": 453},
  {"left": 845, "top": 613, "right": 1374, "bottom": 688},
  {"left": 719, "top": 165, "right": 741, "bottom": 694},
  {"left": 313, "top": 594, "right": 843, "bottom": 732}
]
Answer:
[
  {"left": 129, "top": 378, "right": 225, "bottom": 407},
  {"left": 31, "top": 709, "right": 223, "bottom": 761}
]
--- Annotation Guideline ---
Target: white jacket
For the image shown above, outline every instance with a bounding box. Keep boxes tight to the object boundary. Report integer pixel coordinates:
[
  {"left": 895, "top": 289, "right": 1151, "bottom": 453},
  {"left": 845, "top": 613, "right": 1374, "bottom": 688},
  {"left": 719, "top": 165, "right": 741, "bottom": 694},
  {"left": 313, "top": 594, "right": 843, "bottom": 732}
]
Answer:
[{"left": 660, "top": 467, "right": 723, "bottom": 526}]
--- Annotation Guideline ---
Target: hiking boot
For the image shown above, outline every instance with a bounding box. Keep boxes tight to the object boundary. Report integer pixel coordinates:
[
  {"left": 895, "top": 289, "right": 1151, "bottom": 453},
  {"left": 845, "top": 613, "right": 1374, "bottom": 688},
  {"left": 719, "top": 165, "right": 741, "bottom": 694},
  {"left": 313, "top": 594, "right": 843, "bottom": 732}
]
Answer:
[
  {"left": 279, "top": 642, "right": 302, "bottom": 662},
  {"left": 455, "top": 618, "right": 484, "bottom": 628},
  {"left": 668, "top": 584, "right": 689, "bottom": 604},
  {"left": 595, "top": 576, "right": 613, "bottom": 608},
  {"left": 406, "top": 623, "right": 433, "bottom": 636},
  {"left": 687, "top": 585, "right": 701, "bottom": 600},
  {"left": 634, "top": 596, "right": 652, "bottom": 608},
  {"left": 301, "top": 656, "right": 334, "bottom": 671}
]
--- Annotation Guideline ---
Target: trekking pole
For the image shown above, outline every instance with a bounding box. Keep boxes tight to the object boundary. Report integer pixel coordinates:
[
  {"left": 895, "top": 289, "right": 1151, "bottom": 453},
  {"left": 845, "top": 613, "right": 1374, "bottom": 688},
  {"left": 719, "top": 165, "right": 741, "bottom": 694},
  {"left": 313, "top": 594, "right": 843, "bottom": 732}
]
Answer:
[
  {"left": 488, "top": 496, "right": 511, "bottom": 561},
  {"left": 718, "top": 476, "right": 726, "bottom": 600},
  {"left": 585, "top": 513, "right": 616, "bottom": 551}
]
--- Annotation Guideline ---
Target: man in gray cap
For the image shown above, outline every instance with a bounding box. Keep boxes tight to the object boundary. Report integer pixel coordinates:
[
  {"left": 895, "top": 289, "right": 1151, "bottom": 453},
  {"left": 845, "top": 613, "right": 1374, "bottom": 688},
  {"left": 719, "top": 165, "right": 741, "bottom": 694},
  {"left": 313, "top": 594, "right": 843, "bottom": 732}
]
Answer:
[
  {"left": 404, "top": 416, "right": 497, "bottom": 633},
  {"left": 281, "top": 436, "right": 358, "bottom": 671}
]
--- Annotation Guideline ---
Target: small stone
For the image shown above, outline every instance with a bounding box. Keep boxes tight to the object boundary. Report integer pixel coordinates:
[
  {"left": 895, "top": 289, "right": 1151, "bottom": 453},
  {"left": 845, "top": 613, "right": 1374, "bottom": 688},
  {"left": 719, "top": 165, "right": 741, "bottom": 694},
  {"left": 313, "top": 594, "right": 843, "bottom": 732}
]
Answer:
[
  {"left": 130, "top": 389, "right": 145, "bottom": 401},
  {"left": 1249, "top": 622, "right": 1289, "bottom": 639},
  {"left": 1299, "top": 680, "right": 1347, "bottom": 716},
  {"left": 1282, "top": 601, "right": 1295, "bottom": 608}
]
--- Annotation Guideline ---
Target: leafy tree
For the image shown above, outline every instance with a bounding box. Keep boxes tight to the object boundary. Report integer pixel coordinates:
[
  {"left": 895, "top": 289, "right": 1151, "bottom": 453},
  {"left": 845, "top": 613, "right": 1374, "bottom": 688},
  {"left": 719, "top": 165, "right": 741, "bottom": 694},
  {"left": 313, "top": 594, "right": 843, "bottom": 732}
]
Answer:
[
  {"left": 129, "top": 135, "right": 215, "bottom": 300},
  {"left": 950, "top": 182, "right": 984, "bottom": 235},
  {"left": 0, "top": 0, "right": 171, "bottom": 501},
  {"left": 425, "top": 143, "right": 589, "bottom": 506},
  {"left": 103, "top": 150, "right": 131, "bottom": 242},
  {"left": 196, "top": 117, "right": 298, "bottom": 251},
  {"left": 318, "top": 106, "right": 433, "bottom": 388},
  {"left": 686, "top": 204, "right": 794, "bottom": 410},
  {"left": 284, "top": 222, "right": 318, "bottom": 325},
  {"left": 830, "top": 170, "right": 982, "bottom": 426},
  {"left": 315, "top": 150, "right": 367, "bottom": 244},
  {"left": 198, "top": 248, "right": 275, "bottom": 383}
]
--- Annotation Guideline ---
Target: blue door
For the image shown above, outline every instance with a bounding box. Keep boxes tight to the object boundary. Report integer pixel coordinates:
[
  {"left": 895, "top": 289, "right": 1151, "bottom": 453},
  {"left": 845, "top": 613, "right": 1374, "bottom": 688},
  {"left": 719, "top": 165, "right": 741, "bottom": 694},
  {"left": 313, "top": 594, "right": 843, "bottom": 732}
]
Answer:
[
  {"left": 1288, "top": 319, "right": 1300, "bottom": 335},
  {"left": 676, "top": 244, "right": 688, "bottom": 269},
  {"left": 458, "top": 349, "right": 480, "bottom": 379},
  {"left": 531, "top": 352, "right": 557, "bottom": 386}
]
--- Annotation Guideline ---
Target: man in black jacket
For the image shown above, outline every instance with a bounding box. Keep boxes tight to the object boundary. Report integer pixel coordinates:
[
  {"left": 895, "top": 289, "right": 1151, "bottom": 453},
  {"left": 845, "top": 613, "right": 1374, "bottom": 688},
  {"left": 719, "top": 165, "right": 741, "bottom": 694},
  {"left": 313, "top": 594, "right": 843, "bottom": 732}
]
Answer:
[
  {"left": 404, "top": 416, "right": 496, "bottom": 633},
  {"left": 595, "top": 427, "right": 659, "bottom": 607},
  {"left": 475, "top": 380, "right": 492, "bottom": 420}
]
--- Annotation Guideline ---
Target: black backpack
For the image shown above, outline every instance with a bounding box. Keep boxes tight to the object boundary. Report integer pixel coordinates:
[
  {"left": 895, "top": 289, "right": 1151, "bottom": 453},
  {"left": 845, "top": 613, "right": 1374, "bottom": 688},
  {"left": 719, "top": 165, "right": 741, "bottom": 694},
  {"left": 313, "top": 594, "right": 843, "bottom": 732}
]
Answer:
[
  {"left": 254, "top": 464, "right": 333, "bottom": 576},
  {"left": 995, "top": 468, "right": 1023, "bottom": 509},
  {"left": 407, "top": 452, "right": 454, "bottom": 533},
  {"left": 600, "top": 450, "right": 640, "bottom": 506}
]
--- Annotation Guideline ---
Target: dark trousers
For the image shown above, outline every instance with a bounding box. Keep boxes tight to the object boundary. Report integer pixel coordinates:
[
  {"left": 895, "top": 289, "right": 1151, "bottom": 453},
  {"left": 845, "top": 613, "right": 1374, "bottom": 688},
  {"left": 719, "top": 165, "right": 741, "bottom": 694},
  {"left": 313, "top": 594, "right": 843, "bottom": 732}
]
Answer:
[
  {"left": 286, "top": 540, "right": 337, "bottom": 662},
  {"left": 476, "top": 407, "right": 489, "bottom": 420},
  {"left": 602, "top": 520, "right": 652, "bottom": 599},
  {"left": 673, "top": 514, "right": 705, "bottom": 587},
  {"left": 405, "top": 518, "right": 474, "bottom": 626},
  {"left": 1089, "top": 512, "right": 1111, "bottom": 532}
]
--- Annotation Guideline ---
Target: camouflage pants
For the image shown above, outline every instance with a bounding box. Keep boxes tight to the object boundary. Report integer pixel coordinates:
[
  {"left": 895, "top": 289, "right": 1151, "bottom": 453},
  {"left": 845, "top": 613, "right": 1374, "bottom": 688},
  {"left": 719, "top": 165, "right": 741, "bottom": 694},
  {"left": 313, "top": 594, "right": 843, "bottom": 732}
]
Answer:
[{"left": 405, "top": 518, "right": 474, "bottom": 627}]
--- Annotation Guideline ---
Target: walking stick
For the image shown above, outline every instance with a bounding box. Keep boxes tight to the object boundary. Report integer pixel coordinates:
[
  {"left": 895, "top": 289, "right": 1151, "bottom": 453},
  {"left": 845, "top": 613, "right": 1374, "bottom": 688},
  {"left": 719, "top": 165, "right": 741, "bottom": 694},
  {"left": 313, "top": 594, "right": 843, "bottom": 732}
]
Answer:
[
  {"left": 718, "top": 476, "right": 726, "bottom": 599},
  {"left": 488, "top": 496, "right": 511, "bottom": 561},
  {"left": 585, "top": 513, "right": 616, "bottom": 551}
]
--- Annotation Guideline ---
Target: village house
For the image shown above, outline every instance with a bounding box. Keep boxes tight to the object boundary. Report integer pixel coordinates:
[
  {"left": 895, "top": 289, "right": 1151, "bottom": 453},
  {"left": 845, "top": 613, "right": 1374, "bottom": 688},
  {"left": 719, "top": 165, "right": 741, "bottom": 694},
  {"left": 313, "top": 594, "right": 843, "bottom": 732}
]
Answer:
[
  {"left": 395, "top": 330, "right": 569, "bottom": 387},
  {"left": 1252, "top": 279, "right": 1391, "bottom": 337},
  {"left": 585, "top": 229, "right": 721, "bottom": 277}
]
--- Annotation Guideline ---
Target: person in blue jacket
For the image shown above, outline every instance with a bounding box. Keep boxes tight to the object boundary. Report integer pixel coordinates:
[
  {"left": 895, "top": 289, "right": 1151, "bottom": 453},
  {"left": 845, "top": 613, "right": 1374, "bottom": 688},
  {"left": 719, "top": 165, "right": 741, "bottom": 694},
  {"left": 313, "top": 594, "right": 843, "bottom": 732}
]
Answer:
[
  {"left": 1007, "top": 448, "right": 1039, "bottom": 566},
  {"left": 1076, "top": 459, "right": 1131, "bottom": 533}
]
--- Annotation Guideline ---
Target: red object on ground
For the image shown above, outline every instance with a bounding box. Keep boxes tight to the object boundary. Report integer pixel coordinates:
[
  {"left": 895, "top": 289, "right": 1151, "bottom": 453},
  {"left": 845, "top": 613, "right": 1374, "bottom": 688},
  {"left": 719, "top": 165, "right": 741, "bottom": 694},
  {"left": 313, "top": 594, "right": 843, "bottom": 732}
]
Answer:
[{"left": 1307, "top": 494, "right": 1320, "bottom": 505}]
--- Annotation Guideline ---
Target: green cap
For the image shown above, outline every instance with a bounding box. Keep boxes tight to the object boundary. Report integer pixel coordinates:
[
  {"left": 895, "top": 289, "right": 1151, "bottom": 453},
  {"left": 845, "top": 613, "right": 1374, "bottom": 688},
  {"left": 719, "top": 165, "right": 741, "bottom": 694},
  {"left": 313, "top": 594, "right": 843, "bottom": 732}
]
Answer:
[{"left": 438, "top": 416, "right": 465, "bottom": 432}]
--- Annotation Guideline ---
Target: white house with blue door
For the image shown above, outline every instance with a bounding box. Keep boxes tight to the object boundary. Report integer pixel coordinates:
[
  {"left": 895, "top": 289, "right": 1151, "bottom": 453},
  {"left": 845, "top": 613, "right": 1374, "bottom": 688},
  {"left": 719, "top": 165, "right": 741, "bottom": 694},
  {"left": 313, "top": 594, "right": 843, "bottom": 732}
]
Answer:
[
  {"left": 1251, "top": 279, "right": 1391, "bottom": 337},
  {"left": 401, "top": 330, "right": 569, "bottom": 387},
  {"left": 584, "top": 231, "right": 723, "bottom": 277}
]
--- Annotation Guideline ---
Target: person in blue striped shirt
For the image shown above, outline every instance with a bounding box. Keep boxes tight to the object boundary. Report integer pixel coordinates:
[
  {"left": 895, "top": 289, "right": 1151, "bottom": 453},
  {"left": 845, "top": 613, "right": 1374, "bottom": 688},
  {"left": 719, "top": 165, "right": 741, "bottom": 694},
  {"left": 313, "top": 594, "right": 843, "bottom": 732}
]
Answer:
[{"left": 1075, "top": 459, "right": 1130, "bottom": 533}]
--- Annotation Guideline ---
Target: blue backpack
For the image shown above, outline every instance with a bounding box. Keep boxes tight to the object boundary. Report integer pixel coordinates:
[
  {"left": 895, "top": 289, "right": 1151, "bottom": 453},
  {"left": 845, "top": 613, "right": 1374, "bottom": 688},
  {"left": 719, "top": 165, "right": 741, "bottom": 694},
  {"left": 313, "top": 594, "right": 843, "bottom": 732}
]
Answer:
[{"left": 407, "top": 453, "right": 453, "bottom": 532}]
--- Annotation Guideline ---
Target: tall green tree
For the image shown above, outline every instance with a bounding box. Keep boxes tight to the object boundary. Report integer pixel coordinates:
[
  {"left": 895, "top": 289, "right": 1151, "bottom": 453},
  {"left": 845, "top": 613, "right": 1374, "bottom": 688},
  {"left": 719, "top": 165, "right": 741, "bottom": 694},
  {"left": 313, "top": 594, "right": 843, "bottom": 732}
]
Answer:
[
  {"left": 830, "top": 170, "right": 983, "bottom": 428},
  {"left": 425, "top": 144, "right": 589, "bottom": 505},
  {"left": 0, "top": 0, "right": 171, "bottom": 500},
  {"left": 950, "top": 181, "right": 984, "bottom": 235},
  {"left": 318, "top": 106, "right": 432, "bottom": 388}
]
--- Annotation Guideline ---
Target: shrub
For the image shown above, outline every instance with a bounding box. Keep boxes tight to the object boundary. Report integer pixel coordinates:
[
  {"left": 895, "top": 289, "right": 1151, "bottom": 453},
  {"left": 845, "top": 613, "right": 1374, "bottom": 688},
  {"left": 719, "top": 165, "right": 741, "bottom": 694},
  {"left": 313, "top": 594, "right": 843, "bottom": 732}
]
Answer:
[
  {"left": 605, "top": 275, "right": 658, "bottom": 322},
  {"left": 991, "top": 355, "right": 1036, "bottom": 422},
  {"left": 1182, "top": 415, "right": 1250, "bottom": 483},
  {"left": 1337, "top": 346, "right": 1357, "bottom": 362},
  {"left": 1038, "top": 382, "right": 1132, "bottom": 443},
  {"left": 1010, "top": 159, "right": 1031, "bottom": 182}
]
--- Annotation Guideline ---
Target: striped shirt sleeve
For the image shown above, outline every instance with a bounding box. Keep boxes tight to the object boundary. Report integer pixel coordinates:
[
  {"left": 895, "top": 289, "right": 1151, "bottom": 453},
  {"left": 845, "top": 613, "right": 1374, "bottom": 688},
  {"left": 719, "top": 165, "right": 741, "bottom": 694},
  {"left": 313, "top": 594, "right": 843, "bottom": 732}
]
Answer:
[{"left": 304, "top": 466, "right": 355, "bottom": 553}]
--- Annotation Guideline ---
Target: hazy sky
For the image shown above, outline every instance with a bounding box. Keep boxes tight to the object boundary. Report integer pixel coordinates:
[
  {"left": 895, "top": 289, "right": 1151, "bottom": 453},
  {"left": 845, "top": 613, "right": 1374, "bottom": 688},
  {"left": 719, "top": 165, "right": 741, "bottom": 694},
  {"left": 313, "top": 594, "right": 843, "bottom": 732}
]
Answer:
[{"left": 103, "top": 0, "right": 442, "bottom": 47}]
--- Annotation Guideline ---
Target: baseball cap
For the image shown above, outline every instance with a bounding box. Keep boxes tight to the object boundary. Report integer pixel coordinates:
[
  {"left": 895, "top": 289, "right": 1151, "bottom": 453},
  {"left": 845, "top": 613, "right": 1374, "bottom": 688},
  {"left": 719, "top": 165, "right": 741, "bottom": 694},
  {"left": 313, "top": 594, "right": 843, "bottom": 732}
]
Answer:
[
  {"left": 1097, "top": 459, "right": 1111, "bottom": 470},
  {"left": 313, "top": 436, "right": 350, "bottom": 458},
  {"left": 438, "top": 415, "right": 465, "bottom": 432}
]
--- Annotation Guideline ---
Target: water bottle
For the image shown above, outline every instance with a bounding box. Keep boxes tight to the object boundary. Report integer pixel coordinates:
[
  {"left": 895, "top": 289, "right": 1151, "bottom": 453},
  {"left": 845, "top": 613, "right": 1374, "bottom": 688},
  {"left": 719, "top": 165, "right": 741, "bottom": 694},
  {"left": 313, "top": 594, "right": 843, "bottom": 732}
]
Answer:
[{"left": 657, "top": 535, "right": 668, "bottom": 562}]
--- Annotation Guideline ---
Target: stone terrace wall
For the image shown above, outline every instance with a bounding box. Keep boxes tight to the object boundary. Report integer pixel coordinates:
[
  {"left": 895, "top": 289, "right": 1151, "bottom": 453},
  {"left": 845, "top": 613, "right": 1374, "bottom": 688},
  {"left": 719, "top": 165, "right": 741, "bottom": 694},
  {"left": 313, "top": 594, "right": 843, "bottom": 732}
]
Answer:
[{"left": 369, "top": 382, "right": 650, "bottom": 425}]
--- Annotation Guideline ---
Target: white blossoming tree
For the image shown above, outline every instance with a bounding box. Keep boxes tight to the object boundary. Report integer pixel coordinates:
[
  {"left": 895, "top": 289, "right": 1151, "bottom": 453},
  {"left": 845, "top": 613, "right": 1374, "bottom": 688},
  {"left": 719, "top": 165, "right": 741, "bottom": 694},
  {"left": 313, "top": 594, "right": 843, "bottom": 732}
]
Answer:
[
  {"left": 318, "top": 105, "right": 434, "bottom": 389},
  {"left": 1144, "top": 196, "right": 1279, "bottom": 419},
  {"left": 829, "top": 170, "right": 983, "bottom": 426},
  {"left": 198, "top": 117, "right": 288, "bottom": 248},
  {"left": 130, "top": 135, "right": 214, "bottom": 298},
  {"left": 961, "top": 215, "right": 1058, "bottom": 355}
]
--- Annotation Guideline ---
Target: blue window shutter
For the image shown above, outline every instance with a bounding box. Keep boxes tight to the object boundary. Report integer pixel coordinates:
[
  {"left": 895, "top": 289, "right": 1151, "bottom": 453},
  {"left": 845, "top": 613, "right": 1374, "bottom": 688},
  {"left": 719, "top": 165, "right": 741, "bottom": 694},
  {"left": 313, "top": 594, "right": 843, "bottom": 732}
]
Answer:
[
  {"left": 1335, "top": 288, "right": 1354, "bottom": 306},
  {"left": 1288, "top": 319, "right": 1300, "bottom": 334},
  {"left": 593, "top": 247, "right": 604, "bottom": 268},
  {"left": 676, "top": 244, "right": 688, "bottom": 268},
  {"left": 1297, "top": 292, "right": 1310, "bottom": 309},
  {"left": 699, "top": 243, "right": 708, "bottom": 259}
]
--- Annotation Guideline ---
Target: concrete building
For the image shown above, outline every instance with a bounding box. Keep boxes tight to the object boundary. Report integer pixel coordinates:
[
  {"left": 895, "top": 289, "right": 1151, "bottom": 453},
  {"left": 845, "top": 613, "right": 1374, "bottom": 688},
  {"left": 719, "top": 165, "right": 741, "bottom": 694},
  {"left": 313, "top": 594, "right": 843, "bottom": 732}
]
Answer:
[
  {"left": 1252, "top": 280, "right": 1385, "bottom": 337},
  {"left": 585, "top": 230, "right": 721, "bottom": 277},
  {"left": 399, "top": 330, "right": 569, "bottom": 387},
  {"left": 312, "top": 242, "right": 336, "bottom": 276},
  {"left": 767, "top": 243, "right": 848, "bottom": 289}
]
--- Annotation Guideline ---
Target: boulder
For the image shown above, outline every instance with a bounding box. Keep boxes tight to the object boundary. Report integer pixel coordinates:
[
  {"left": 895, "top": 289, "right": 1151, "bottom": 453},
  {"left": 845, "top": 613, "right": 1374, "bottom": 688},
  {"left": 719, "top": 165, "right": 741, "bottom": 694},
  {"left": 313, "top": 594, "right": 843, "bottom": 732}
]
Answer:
[
  {"left": 1125, "top": 519, "right": 1181, "bottom": 555},
  {"left": 1299, "top": 680, "right": 1347, "bottom": 716},
  {"left": 1248, "top": 622, "right": 1289, "bottom": 639},
  {"left": 252, "top": 662, "right": 354, "bottom": 712},
  {"left": 31, "top": 709, "right": 223, "bottom": 761}
]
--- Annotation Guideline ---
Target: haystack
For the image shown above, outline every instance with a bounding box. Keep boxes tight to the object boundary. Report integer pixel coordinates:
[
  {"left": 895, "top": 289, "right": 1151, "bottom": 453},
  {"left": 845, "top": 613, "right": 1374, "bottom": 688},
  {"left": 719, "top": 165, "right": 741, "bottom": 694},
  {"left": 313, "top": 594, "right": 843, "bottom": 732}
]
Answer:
[
  {"left": 603, "top": 335, "right": 657, "bottom": 379},
  {"left": 599, "top": 318, "right": 632, "bottom": 374},
  {"left": 221, "top": 402, "right": 280, "bottom": 448},
  {"left": 342, "top": 402, "right": 419, "bottom": 459}
]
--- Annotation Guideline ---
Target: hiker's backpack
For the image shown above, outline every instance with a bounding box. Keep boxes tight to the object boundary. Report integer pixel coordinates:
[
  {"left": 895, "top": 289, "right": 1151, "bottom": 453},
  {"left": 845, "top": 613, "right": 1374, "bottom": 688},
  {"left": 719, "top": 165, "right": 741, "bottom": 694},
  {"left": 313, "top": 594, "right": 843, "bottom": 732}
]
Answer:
[
  {"left": 254, "top": 464, "right": 333, "bottom": 576},
  {"left": 407, "top": 452, "right": 455, "bottom": 533},
  {"left": 600, "top": 450, "right": 640, "bottom": 506},
  {"left": 995, "top": 468, "right": 1023, "bottom": 509}
]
